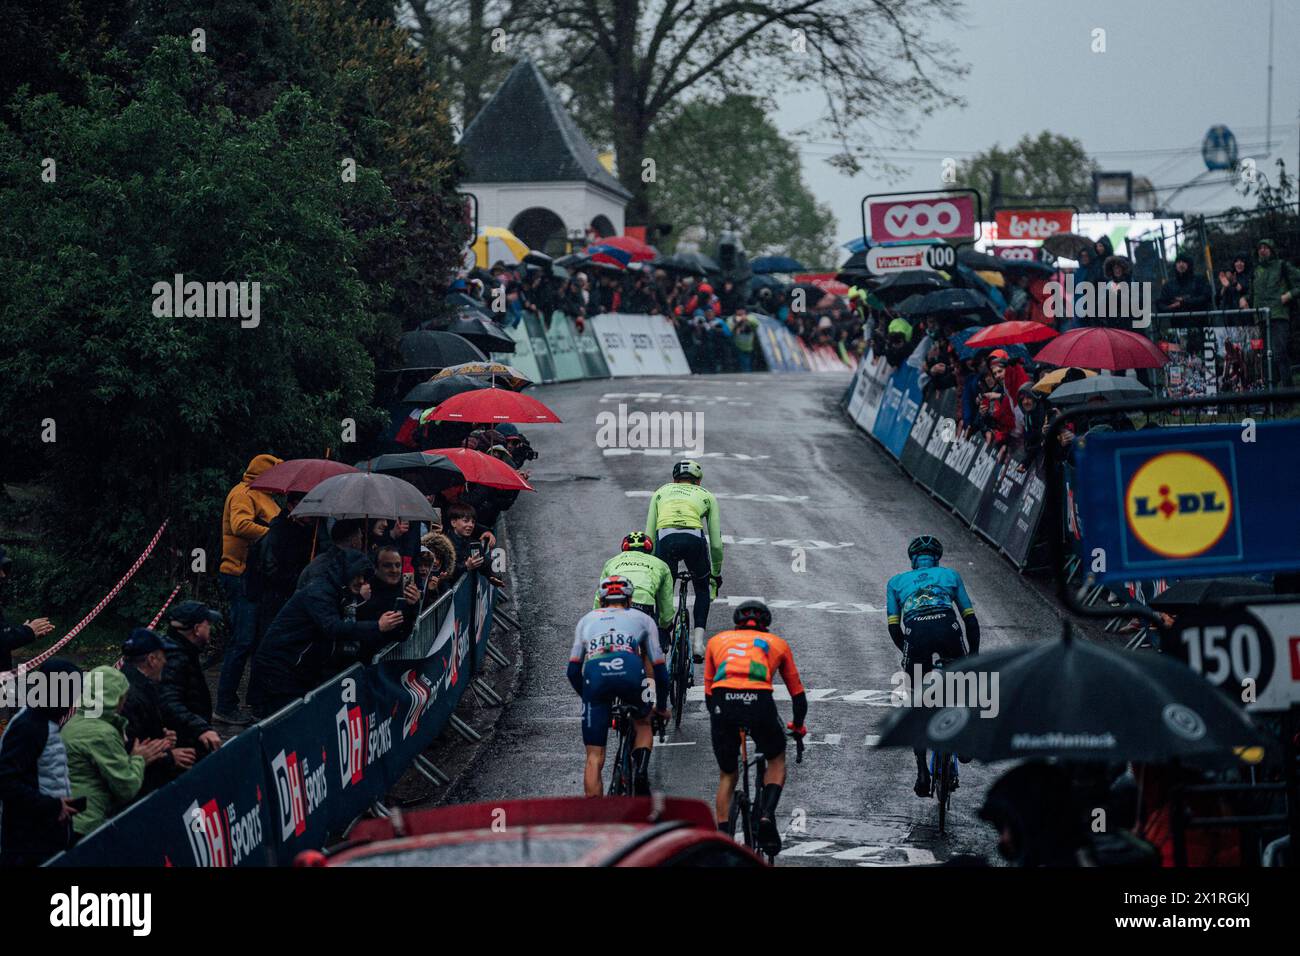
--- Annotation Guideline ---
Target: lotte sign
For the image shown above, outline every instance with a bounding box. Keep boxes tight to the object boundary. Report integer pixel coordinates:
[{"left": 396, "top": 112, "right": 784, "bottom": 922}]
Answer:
[
  {"left": 995, "top": 209, "right": 1073, "bottom": 241},
  {"left": 870, "top": 196, "right": 975, "bottom": 244}
]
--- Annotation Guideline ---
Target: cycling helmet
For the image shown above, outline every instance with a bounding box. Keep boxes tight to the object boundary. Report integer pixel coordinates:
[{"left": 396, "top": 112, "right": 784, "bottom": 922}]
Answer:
[
  {"left": 672, "top": 459, "right": 703, "bottom": 481},
  {"left": 598, "top": 575, "right": 634, "bottom": 605},
  {"left": 621, "top": 531, "right": 653, "bottom": 554},
  {"left": 733, "top": 600, "right": 772, "bottom": 631},
  {"left": 907, "top": 535, "right": 943, "bottom": 563}
]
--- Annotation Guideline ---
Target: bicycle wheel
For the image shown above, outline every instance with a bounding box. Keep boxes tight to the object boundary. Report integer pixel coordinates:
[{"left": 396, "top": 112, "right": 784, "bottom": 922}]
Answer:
[
  {"left": 607, "top": 723, "right": 630, "bottom": 795},
  {"left": 671, "top": 630, "right": 689, "bottom": 728},
  {"left": 935, "top": 752, "right": 952, "bottom": 834}
]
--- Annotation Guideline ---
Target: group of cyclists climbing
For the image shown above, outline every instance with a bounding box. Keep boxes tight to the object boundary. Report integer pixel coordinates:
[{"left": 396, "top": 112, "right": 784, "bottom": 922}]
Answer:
[{"left": 566, "top": 459, "right": 982, "bottom": 856}]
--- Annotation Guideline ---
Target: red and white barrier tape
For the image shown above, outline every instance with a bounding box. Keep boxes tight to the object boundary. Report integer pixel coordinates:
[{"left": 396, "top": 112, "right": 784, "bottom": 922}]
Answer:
[
  {"left": 113, "top": 583, "right": 184, "bottom": 670},
  {"left": 1, "top": 519, "right": 169, "bottom": 680}
]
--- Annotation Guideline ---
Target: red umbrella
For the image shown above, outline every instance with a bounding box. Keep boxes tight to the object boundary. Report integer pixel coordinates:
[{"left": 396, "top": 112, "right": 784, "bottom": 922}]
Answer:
[
  {"left": 424, "top": 448, "right": 535, "bottom": 492},
  {"left": 423, "top": 387, "right": 562, "bottom": 424},
  {"left": 593, "top": 234, "right": 658, "bottom": 262},
  {"left": 249, "top": 458, "right": 358, "bottom": 494},
  {"left": 965, "top": 320, "right": 1058, "bottom": 348},
  {"left": 1033, "top": 327, "right": 1168, "bottom": 370}
]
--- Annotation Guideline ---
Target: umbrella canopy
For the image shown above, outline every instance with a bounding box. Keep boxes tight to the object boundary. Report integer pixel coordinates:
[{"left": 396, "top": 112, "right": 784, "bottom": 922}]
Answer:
[
  {"left": 1032, "top": 366, "right": 1098, "bottom": 395},
  {"left": 876, "top": 625, "right": 1270, "bottom": 766},
  {"left": 1034, "top": 327, "right": 1168, "bottom": 370},
  {"left": 752, "top": 255, "right": 807, "bottom": 274},
  {"left": 949, "top": 326, "right": 1031, "bottom": 362},
  {"left": 965, "top": 320, "right": 1058, "bottom": 348},
  {"left": 893, "top": 293, "right": 928, "bottom": 316},
  {"left": 398, "top": 331, "right": 487, "bottom": 371},
  {"left": 249, "top": 459, "right": 358, "bottom": 495},
  {"left": 976, "top": 269, "right": 1006, "bottom": 289},
  {"left": 957, "top": 248, "right": 1008, "bottom": 272},
  {"left": 424, "top": 447, "right": 535, "bottom": 492},
  {"left": 353, "top": 451, "right": 465, "bottom": 494},
  {"left": 869, "top": 270, "right": 948, "bottom": 302},
  {"left": 1149, "top": 578, "right": 1274, "bottom": 611},
  {"left": 586, "top": 243, "right": 633, "bottom": 269},
  {"left": 748, "top": 274, "right": 786, "bottom": 296},
  {"left": 431, "top": 362, "right": 533, "bottom": 390},
  {"left": 402, "top": 374, "right": 490, "bottom": 406},
  {"left": 593, "top": 235, "right": 658, "bottom": 262},
  {"left": 447, "top": 313, "right": 516, "bottom": 354},
  {"left": 443, "top": 292, "right": 493, "bottom": 316},
  {"left": 1043, "top": 232, "right": 1094, "bottom": 260},
  {"left": 422, "top": 386, "right": 562, "bottom": 424},
  {"left": 653, "top": 251, "right": 719, "bottom": 275},
  {"left": 293, "top": 472, "right": 436, "bottom": 522},
  {"left": 1000, "top": 258, "right": 1058, "bottom": 278},
  {"left": 909, "top": 287, "right": 1003, "bottom": 325},
  {"left": 1048, "top": 374, "right": 1152, "bottom": 405},
  {"left": 472, "top": 227, "right": 529, "bottom": 268}
]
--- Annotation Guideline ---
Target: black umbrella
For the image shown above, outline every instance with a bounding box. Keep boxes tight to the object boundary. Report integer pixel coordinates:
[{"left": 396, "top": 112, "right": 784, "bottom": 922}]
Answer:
[
  {"left": 909, "top": 287, "right": 1002, "bottom": 325},
  {"left": 751, "top": 255, "right": 806, "bottom": 274},
  {"left": 444, "top": 292, "right": 493, "bottom": 316},
  {"left": 1000, "top": 258, "right": 1058, "bottom": 278},
  {"left": 447, "top": 312, "right": 516, "bottom": 354},
  {"left": 877, "top": 624, "right": 1270, "bottom": 766},
  {"left": 1149, "top": 578, "right": 1274, "bottom": 612},
  {"left": 893, "top": 293, "right": 929, "bottom": 316},
  {"left": 869, "top": 270, "right": 949, "bottom": 302},
  {"left": 957, "top": 248, "right": 1008, "bottom": 272},
  {"left": 401, "top": 374, "right": 490, "bottom": 406},
  {"left": 353, "top": 451, "right": 465, "bottom": 494},
  {"left": 835, "top": 249, "right": 874, "bottom": 285},
  {"left": 397, "top": 331, "right": 486, "bottom": 371},
  {"left": 653, "top": 251, "right": 719, "bottom": 275}
]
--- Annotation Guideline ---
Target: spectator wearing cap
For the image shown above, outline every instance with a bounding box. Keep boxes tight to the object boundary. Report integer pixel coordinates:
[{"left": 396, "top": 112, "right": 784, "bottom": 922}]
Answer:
[
  {"left": 0, "top": 546, "right": 54, "bottom": 673},
  {"left": 159, "top": 601, "right": 225, "bottom": 751},
  {"left": 217, "top": 454, "right": 282, "bottom": 724},
  {"left": 249, "top": 549, "right": 403, "bottom": 716},
  {"left": 120, "top": 629, "right": 196, "bottom": 794},
  {"left": 0, "top": 658, "right": 81, "bottom": 866},
  {"left": 1156, "top": 252, "right": 1213, "bottom": 314},
  {"left": 61, "top": 666, "right": 170, "bottom": 839}
]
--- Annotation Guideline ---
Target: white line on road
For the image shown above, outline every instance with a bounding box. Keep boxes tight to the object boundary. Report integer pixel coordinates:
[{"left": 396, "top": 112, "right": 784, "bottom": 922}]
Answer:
[
  {"left": 603, "top": 449, "right": 770, "bottom": 460},
  {"left": 708, "top": 595, "right": 883, "bottom": 614},
  {"left": 721, "top": 535, "right": 854, "bottom": 550}
]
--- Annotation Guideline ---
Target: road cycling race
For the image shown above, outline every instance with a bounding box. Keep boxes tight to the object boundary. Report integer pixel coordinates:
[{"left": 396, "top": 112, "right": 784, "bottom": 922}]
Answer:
[{"left": 1, "top": 0, "right": 1296, "bottom": 939}]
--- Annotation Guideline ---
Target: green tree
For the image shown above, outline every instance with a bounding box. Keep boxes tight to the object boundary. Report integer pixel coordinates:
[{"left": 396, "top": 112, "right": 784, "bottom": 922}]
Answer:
[
  {"left": 0, "top": 40, "right": 392, "bottom": 616},
  {"left": 955, "top": 131, "right": 1098, "bottom": 206},
  {"left": 647, "top": 96, "right": 836, "bottom": 268}
]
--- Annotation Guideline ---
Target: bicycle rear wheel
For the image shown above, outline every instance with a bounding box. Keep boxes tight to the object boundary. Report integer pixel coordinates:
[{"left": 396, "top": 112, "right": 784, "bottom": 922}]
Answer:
[
  {"left": 607, "top": 723, "right": 631, "bottom": 795},
  {"left": 935, "top": 752, "right": 952, "bottom": 834}
]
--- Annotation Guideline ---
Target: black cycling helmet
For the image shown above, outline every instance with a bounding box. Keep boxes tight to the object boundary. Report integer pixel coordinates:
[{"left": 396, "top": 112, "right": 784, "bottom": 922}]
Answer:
[
  {"left": 622, "top": 531, "right": 653, "bottom": 554},
  {"left": 907, "top": 535, "right": 943, "bottom": 563},
  {"left": 733, "top": 600, "right": 772, "bottom": 631}
]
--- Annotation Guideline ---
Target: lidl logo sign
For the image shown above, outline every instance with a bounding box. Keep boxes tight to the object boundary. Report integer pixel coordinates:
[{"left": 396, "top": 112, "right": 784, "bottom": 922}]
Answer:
[{"left": 1120, "top": 446, "right": 1241, "bottom": 564}]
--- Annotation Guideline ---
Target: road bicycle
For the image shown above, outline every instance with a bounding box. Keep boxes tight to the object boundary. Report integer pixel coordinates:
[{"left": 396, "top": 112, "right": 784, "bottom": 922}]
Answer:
[
  {"left": 606, "top": 701, "right": 639, "bottom": 796},
  {"left": 665, "top": 572, "right": 694, "bottom": 730},
  {"left": 924, "top": 659, "right": 959, "bottom": 835},
  {"left": 727, "top": 725, "right": 805, "bottom": 864}
]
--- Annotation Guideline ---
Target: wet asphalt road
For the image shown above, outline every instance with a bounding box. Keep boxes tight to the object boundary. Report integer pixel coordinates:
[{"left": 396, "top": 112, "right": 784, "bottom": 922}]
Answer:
[{"left": 446, "top": 372, "right": 1064, "bottom": 865}]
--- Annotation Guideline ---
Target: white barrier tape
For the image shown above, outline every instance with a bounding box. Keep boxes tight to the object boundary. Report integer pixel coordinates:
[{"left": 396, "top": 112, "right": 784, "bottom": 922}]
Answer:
[{"left": 1, "top": 519, "right": 169, "bottom": 681}]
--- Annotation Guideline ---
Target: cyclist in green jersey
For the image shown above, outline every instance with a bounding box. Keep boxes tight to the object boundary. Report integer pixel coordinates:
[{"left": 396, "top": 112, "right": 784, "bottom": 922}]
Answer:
[
  {"left": 594, "top": 532, "right": 675, "bottom": 651},
  {"left": 645, "top": 460, "right": 722, "bottom": 662}
]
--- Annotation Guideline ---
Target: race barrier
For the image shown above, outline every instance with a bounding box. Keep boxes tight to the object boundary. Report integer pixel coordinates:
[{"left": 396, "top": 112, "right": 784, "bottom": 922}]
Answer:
[
  {"left": 753, "top": 315, "right": 852, "bottom": 373},
  {"left": 844, "top": 349, "right": 1050, "bottom": 570},
  {"left": 491, "top": 311, "right": 610, "bottom": 383},
  {"left": 47, "top": 572, "right": 497, "bottom": 867},
  {"left": 589, "top": 313, "right": 692, "bottom": 377}
]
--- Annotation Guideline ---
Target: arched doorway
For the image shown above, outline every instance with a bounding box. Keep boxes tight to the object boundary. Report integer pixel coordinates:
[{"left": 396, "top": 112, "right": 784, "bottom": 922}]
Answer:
[{"left": 509, "top": 207, "right": 567, "bottom": 257}]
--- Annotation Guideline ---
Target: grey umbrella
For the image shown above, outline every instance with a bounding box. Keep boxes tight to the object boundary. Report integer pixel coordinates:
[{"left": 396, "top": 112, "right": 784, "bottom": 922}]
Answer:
[
  {"left": 876, "top": 623, "right": 1270, "bottom": 766},
  {"left": 292, "top": 472, "right": 436, "bottom": 522},
  {"left": 654, "top": 251, "right": 720, "bottom": 275},
  {"left": 1049, "top": 374, "right": 1151, "bottom": 405}
]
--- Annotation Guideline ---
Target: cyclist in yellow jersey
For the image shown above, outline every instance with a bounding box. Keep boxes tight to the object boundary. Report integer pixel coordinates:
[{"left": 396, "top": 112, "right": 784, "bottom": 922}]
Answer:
[{"left": 645, "top": 460, "right": 722, "bottom": 662}]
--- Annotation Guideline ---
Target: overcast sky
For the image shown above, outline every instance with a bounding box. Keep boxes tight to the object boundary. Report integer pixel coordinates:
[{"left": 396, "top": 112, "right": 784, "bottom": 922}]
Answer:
[{"left": 773, "top": 0, "right": 1300, "bottom": 248}]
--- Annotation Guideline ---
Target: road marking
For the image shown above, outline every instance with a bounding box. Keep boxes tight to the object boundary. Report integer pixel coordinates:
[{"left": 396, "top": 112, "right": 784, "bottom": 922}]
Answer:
[
  {"left": 600, "top": 392, "right": 753, "bottom": 406},
  {"left": 864, "top": 735, "right": 881, "bottom": 746},
  {"left": 807, "top": 733, "right": 842, "bottom": 746},
  {"left": 655, "top": 741, "right": 697, "bottom": 747},
  {"left": 603, "top": 450, "right": 771, "bottom": 460},
  {"left": 721, "top": 536, "right": 854, "bottom": 550},
  {"left": 686, "top": 687, "right": 895, "bottom": 705},
  {"left": 707, "top": 595, "right": 883, "bottom": 614},
  {"left": 625, "top": 491, "right": 809, "bottom": 503}
]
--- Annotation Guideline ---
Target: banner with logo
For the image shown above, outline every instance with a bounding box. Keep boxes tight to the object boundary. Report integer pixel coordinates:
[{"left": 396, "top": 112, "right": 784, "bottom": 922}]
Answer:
[
  {"left": 590, "top": 314, "right": 691, "bottom": 377},
  {"left": 994, "top": 209, "right": 1073, "bottom": 242},
  {"left": 521, "top": 312, "right": 557, "bottom": 383},
  {"left": 910, "top": 390, "right": 958, "bottom": 491},
  {"left": 899, "top": 390, "right": 939, "bottom": 478},
  {"left": 544, "top": 310, "right": 586, "bottom": 381},
  {"left": 493, "top": 322, "right": 543, "bottom": 384},
  {"left": 573, "top": 316, "right": 611, "bottom": 379},
  {"left": 49, "top": 727, "right": 275, "bottom": 867},
  {"left": 872, "top": 364, "right": 924, "bottom": 458},
  {"left": 1165, "top": 603, "right": 1300, "bottom": 713},
  {"left": 870, "top": 195, "right": 976, "bottom": 245},
  {"left": 932, "top": 425, "right": 981, "bottom": 510},
  {"left": 850, "top": 349, "right": 892, "bottom": 432},
  {"left": 1000, "top": 460, "right": 1049, "bottom": 568},
  {"left": 755, "top": 314, "right": 811, "bottom": 372},
  {"left": 1073, "top": 421, "right": 1300, "bottom": 583},
  {"left": 974, "top": 457, "right": 1031, "bottom": 548},
  {"left": 473, "top": 573, "right": 497, "bottom": 669}
]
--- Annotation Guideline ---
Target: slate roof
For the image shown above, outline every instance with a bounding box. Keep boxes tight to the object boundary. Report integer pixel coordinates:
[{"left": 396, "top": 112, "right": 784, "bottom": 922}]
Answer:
[{"left": 459, "top": 59, "right": 632, "bottom": 201}]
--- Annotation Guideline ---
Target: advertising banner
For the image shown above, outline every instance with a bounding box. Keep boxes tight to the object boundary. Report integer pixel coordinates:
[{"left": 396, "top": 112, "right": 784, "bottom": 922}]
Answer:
[
  {"left": 870, "top": 195, "right": 975, "bottom": 244},
  {"left": 50, "top": 729, "right": 275, "bottom": 868},
  {"left": 932, "top": 425, "right": 980, "bottom": 509},
  {"left": 544, "top": 310, "right": 586, "bottom": 381},
  {"left": 574, "top": 316, "right": 611, "bottom": 379},
  {"left": 994, "top": 209, "right": 1073, "bottom": 241},
  {"left": 1164, "top": 603, "right": 1300, "bottom": 713},
  {"left": 521, "top": 312, "right": 557, "bottom": 383},
  {"left": 911, "top": 390, "right": 957, "bottom": 491},
  {"left": 1000, "top": 460, "right": 1049, "bottom": 567},
  {"left": 853, "top": 351, "right": 892, "bottom": 432},
  {"left": 473, "top": 574, "right": 497, "bottom": 669},
  {"left": 1073, "top": 421, "right": 1300, "bottom": 583},
  {"left": 756, "top": 315, "right": 810, "bottom": 372},
  {"left": 649, "top": 314, "right": 692, "bottom": 376},
  {"left": 591, "top": 314, "right": 691, "bottom": 377},
  {"left": 873, "top": 365, "right": 924, "bottom": 458},
  {"left": 956, "top": 435, "right": 1001, "bottom": 524},
  {"left": 974, "top": 457, "right": 1028, "bottom": 547},
  {"left": 899, "top": 392, "right": 939, "bottom": 478},
  {"left": 494, "top": 321, "right": 543, "bottom": 384}
]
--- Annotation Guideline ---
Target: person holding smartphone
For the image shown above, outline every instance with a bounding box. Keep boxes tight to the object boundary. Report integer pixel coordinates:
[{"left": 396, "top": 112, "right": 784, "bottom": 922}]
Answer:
[
  {"left": 356, "top": 545, "right": 420, "bottom": 645},
  {"left": 445, "top": 502, "right": 496, "bottom": 584}
]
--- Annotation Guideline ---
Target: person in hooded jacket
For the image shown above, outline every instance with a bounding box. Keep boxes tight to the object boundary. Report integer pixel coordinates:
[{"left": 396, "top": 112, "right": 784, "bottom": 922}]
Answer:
[
  {"left": 217, "top": 453, "right": 282, "bottom": 724},
  {"left": 1156, "top": 252, "right": 1213, "bottom": 314},
  {"left": 249, "top": 548, "right": 405, "bottom": 717},
  {"left": 0, "top": 658, "right": 81, "bottom": 865},
  {"left": 1251, "top": 238, "right": 1300, "bottom": 386},
  {"left": 62, "top": 666, "right": 171, "bottom": 839},
  {"left": 1217, "top": 253, "right": 1252, "bottom": 310}
]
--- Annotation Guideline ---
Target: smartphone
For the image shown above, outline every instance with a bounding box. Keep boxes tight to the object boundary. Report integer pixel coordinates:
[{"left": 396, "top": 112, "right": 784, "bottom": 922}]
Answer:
[
  {"left": 401, "top": 556, "right": 415, "bottom": 592},
  {"left": 68, "top": 796, "right": 88, "bottom": 812},
  {"left": 468, "top": 540, "right": 484, "bottom": 560}
]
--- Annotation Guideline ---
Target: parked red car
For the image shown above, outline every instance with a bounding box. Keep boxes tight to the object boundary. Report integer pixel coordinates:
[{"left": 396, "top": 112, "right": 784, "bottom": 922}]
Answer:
[{"left": 294, "top": 796, "right": 767, "bottom": 867}]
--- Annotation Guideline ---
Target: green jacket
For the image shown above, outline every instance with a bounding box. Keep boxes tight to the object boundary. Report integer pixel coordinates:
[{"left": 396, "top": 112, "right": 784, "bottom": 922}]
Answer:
[
  {"left": 1251, "top": 239, "right": 1300, "bottom": 323},
  {"left": 645, "top": 481, "right": 723, "bottom": 576},
  {"left": 61, "top": 666, "right": 146, "bottom": 836},
  {"left": 731, "top": 314, "right": 759, "bottom": 353},
  {"left": 595, "top": 551, "right": 675, "bottom": 627}
]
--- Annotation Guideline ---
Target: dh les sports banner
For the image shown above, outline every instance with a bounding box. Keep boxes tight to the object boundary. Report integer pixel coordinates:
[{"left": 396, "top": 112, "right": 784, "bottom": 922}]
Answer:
[{"left": 1073, "top": 420, "right": 1300, "bottom": 583}]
